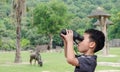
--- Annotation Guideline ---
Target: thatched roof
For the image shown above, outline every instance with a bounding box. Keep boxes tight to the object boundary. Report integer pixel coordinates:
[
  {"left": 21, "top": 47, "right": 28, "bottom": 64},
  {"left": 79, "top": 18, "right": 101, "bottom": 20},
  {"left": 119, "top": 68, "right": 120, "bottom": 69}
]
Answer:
[
  {"left": 93, "top": 19, "right": 113, "bottom": 26},
  {"left": 88, "top": 7, "right": 111, "bottom": 18}
]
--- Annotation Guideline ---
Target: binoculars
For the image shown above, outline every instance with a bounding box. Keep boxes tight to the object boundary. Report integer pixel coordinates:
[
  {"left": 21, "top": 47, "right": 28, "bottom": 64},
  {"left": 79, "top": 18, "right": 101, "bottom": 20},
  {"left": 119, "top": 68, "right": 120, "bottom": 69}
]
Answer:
[{"left": 60, "top": 29, "right": 84, "bottom": 44}]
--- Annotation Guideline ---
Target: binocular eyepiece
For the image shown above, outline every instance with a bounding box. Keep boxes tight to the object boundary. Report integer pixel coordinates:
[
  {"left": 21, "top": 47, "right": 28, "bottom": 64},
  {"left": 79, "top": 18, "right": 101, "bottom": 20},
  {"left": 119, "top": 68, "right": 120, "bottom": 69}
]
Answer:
[{"left": 60, "top": 29, "right": 84, "bottom": 44}]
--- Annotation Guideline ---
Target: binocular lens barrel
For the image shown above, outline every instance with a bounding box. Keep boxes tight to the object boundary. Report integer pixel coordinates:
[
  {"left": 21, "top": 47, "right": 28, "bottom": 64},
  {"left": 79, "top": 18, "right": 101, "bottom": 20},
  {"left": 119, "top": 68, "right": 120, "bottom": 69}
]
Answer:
[{"left": 60, "top": 29, "right": 84, "bottom": 43}]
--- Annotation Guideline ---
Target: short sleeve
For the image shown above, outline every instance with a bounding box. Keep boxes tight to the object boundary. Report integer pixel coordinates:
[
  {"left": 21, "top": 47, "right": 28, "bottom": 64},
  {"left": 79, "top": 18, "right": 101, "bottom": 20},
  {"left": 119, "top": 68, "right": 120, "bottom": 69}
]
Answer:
[{"left": 75, "top": 56, "right": 96, "bottom": 72}]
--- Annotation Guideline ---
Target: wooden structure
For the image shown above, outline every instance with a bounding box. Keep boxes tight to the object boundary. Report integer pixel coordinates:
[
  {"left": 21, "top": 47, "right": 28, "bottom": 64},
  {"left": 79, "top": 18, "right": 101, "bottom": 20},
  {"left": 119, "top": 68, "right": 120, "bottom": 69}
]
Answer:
[
  {"left": 94, "top": 19, "right": 113, "bottom": 30},
  {"left": 88, "top": 7, "right": 111, "bottom": 55},
  {"left": 94, "top": 19, "right": 113, "bottom": 26}
]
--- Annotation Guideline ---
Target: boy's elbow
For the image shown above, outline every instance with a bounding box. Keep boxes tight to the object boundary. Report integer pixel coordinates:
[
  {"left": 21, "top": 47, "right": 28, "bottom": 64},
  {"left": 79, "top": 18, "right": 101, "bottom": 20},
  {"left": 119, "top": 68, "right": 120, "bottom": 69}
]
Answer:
[
  {"left": 66, "top": 58, "right": 75, "bottom": 65},
  {"left": 66, "top": 58, "right": 79, "bottom": 66}
]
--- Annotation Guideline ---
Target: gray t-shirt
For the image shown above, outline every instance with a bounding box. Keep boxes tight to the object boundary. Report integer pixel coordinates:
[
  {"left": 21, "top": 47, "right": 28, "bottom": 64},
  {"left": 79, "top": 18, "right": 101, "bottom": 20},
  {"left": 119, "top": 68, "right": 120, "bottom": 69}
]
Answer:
[{"left": 74, "top": 55, "right": 97, "bottom": 72}]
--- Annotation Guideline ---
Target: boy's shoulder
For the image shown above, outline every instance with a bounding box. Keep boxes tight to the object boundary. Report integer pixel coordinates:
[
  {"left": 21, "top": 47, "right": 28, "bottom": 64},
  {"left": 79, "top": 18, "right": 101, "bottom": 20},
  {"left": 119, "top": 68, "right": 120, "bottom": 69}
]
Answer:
[
  {"left": 74, "top": 54, "right": 97, "bottom": 72},
  {"left": 76, "top": 54, "right": 97, "bottom": 61}
]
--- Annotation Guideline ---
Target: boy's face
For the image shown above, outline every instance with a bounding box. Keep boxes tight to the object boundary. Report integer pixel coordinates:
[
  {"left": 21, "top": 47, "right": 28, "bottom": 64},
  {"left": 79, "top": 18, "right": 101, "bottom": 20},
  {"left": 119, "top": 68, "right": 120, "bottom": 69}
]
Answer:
[{"left": 77, "top": 33, "right": 91, "bottom": 53}]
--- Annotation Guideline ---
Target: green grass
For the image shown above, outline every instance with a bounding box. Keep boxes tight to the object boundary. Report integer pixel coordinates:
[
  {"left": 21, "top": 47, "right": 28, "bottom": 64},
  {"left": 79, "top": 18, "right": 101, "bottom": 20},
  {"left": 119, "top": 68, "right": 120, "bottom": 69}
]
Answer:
[
  {"left": 0, "top": 51, "right": 74, "bottom": 72},
  {"left": 0, "top": 47, "right": 120, "bottom": 72},
  {"left": 96, "top": 47, "right": 120, "bottom": 71},
  {"left": 97, "top": 48, "right": 120, "bottom": 62}
]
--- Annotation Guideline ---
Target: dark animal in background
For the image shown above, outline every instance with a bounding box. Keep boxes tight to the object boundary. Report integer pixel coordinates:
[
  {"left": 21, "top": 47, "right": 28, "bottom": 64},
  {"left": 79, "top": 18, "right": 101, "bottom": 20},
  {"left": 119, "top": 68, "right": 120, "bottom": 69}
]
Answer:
[{"left": 30, "top": 51, "right": 43, "bottom": 67}]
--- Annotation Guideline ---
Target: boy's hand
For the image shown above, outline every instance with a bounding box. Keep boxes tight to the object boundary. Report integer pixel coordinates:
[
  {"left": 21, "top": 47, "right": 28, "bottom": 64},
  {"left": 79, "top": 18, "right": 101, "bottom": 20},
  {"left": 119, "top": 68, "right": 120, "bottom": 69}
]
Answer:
[{"left": 60, "top": 29, "right": 73, "bottom": 43}]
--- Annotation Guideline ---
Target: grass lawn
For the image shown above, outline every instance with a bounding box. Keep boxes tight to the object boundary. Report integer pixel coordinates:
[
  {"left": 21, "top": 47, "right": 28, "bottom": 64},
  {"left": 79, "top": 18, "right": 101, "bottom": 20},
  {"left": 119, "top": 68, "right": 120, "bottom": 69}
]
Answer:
[{"left": 0, "top": 47, "right": 120, "bottom": 72}]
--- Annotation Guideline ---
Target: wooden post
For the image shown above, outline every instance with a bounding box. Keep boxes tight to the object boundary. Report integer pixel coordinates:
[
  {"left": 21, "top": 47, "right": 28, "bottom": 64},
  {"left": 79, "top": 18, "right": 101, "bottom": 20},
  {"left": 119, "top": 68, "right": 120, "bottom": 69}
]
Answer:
[{"left": 99, "top": 16, "right": 108, "bottom": 55}]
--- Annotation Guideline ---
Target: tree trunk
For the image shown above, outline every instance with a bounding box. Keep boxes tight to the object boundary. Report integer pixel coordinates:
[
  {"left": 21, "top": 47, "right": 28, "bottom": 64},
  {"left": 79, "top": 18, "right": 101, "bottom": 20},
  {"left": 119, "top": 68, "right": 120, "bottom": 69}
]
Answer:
[
  {"left": 47, "top": 34, "right": 53, "bottom": 50},
  {"left": 13, "top": 0, "right": 25, "bottom": 63}
]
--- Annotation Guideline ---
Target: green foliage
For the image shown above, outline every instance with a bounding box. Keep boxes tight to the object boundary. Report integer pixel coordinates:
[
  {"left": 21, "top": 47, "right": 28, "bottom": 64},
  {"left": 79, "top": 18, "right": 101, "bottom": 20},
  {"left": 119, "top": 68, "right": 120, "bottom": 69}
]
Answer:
[
  {"left": 0, "top": 38, "right": 2, "bottom": 47},
  {"left": 0, "top": 38, "right": 15, "bottom": 51},
  {"left": 33, "top": 0, "right": 73, "bottom": 49},
  {"left": 53, "top": 34, "right": 63, "bottom": 47},
  {"left": 21, "top": 38, "right": 30, "bottom": 49},
  {"left": 33, "top": 0, "right": 71, "bottom": 35},
  {"left": 108, "top": 12, "right": 120, "bottom": 39},
  {"left": 0, "top": 0, "right": 120, "bottom": 50},
  {"left": 26, "top": 28, "right": 49, "bottom": 45}
]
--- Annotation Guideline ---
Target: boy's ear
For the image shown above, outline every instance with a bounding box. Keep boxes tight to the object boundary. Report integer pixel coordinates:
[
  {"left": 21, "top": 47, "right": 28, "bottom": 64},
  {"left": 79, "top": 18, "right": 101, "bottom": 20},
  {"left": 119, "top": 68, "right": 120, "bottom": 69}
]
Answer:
[{"left": 89, "top": 42, "right": 96, "bottom": 49}]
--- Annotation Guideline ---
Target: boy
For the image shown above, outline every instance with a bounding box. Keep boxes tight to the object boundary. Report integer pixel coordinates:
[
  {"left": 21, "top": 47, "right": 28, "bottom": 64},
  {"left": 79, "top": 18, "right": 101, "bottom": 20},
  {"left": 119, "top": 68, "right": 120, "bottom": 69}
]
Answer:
[{"left": 60, "top": 29, "right": 105, "bottom": 72}]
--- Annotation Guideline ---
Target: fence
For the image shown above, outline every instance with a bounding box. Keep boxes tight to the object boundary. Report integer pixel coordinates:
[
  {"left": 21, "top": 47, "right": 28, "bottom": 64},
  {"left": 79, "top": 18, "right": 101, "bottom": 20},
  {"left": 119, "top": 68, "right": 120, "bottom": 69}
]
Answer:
[{"left": 109, "top": 39, "right": 120, "bottom": 47}]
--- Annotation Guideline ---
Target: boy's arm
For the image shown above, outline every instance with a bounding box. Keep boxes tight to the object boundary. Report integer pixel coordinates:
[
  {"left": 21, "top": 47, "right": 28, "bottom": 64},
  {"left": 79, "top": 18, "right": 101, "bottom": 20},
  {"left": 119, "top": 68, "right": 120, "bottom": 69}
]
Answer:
[
  {"left": 61, "top": 33, "right": 67, "bottom": 58},
  {"left": 63, "top": 40, "right": 67, "bottom": 58},
  {"left": 65, "top": 30, "right": 79, "bottom": 66},
  {"left": 66, "top": 40, "right": 79, "bottom": 66},
  {"left": 61, "top": 30, "right": 79, "bottom": 66}
]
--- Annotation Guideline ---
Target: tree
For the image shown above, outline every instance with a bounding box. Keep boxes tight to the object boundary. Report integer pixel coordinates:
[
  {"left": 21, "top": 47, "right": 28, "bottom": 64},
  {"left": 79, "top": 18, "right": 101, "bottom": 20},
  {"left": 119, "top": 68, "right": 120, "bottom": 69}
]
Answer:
[
  {"left": 33, "top": 0, "right": 71, "bottom": 50},
  {"left": 13, "top": 0, "right": 26, "bottom": 63},
  {"left": 108, "top": 12, "right": 120, "bottom": 39}
]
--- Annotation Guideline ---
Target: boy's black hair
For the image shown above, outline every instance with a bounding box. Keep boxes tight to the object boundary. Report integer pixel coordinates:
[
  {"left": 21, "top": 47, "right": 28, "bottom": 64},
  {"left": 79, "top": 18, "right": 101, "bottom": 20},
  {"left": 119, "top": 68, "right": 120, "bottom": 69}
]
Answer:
[{"left": 85, "top": 29, "right": 105, "bottom": 53}]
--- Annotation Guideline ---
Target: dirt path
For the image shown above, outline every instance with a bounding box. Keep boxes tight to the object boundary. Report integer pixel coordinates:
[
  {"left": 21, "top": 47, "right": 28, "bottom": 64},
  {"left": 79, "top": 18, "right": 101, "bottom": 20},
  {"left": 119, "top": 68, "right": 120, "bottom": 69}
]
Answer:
[
  {"left": 96, "top": 62, "right": 120, "bottom": 72},
  {"left": 98, "top": 62, "right": 120, "bottom": 67},
  {"left": 96, "top": 70, "right": 120, "bottom": 72}
]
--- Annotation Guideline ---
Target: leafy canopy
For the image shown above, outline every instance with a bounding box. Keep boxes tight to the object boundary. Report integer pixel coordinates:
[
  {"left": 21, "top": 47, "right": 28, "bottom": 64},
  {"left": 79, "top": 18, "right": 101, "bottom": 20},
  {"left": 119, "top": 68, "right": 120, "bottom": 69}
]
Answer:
[{"left": 33, "top": 0, "right": 71, "bottom": 35}]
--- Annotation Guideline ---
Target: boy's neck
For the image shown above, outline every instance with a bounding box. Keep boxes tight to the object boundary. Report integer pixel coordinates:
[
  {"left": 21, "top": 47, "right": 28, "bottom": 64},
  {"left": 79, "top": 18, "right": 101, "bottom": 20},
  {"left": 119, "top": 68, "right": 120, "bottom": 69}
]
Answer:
[{"left": 84, "top": 50, "right": 94, "bottom": 56}]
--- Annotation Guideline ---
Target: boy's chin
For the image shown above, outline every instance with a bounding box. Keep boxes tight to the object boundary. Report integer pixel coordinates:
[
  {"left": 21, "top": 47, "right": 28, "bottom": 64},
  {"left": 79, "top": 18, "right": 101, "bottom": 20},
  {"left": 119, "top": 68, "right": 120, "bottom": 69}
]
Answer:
[
  {"left": 79, "top": 50, "right": 87, "bottom": 53},
  {"left": 79, "top": 50, "right": 84, "bottom": 53}
]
